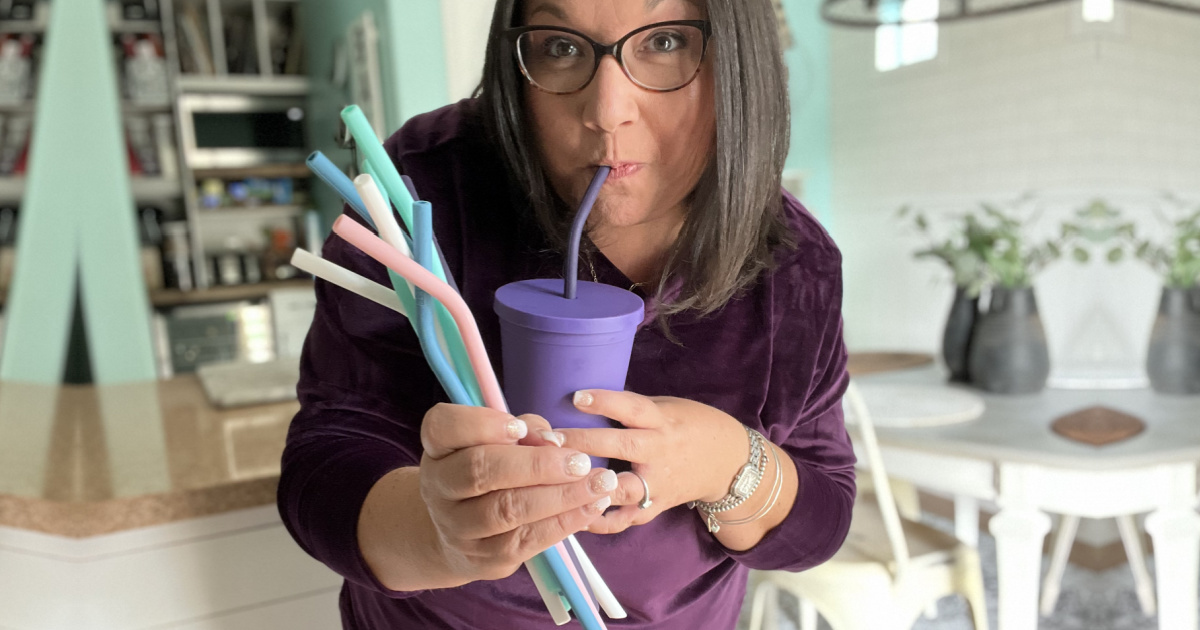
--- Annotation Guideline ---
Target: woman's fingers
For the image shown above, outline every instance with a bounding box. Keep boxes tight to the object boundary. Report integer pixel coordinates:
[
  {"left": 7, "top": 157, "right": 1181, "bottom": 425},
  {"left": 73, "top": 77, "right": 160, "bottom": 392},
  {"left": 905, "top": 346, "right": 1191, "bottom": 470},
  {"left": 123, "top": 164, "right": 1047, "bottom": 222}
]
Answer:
[
  {"left": 515, "top": 413, "right": 565, "bottom": 448},
  {"left": 572, "top": 389, "right": 664, "bottom": 429},
  {"left": 474, "top": 492, "right": 613, "bottom": 572},
  {"left": 450, "top": 468, "right": 618, "bottom": 539},
  {"left": 584, "top": 472, "right": 661, "bottom": 535},
  {"left": 434, "top": 444, "right": 598, "bottom": 499},
  {"left": 557, "top": 426, "right": 652, "bottom": 463},
  {"left": 421, "top": 404, "right": 528, "bottom": 459}
]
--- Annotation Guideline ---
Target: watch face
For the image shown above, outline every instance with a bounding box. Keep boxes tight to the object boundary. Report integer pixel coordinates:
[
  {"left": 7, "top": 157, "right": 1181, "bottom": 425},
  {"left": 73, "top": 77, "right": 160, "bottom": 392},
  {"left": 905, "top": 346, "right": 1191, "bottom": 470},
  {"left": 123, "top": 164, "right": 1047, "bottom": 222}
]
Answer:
[{"left": 732, "top": 463, "right": 757, "bottom": 498}]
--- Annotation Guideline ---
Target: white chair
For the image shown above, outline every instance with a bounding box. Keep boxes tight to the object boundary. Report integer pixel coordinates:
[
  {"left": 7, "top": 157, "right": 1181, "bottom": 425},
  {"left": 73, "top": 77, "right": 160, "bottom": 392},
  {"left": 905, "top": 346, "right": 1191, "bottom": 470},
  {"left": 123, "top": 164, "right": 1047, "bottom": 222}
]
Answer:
[{"left": 747, "top": 380, "right": 989, "bottom": 630}]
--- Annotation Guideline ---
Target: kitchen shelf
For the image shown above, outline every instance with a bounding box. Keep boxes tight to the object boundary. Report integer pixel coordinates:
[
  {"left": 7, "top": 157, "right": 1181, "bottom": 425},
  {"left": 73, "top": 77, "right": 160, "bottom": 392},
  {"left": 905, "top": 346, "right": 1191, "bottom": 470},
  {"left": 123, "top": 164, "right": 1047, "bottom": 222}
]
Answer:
[
  {"left": 0, "top": 177, "right": 26, "bottom": 202},
  {"left": 0, "top": 4, "right": 48, "bottom": 34},
  {"left": 122, "top": 101, "right": 173, "bottom": 114},
  {"left": 0, "top": 103, "right": 35, "bottom": 114},
  {"left": 192, "top": 163, "right": 312, "bottom": 180},
  {"left": 109, "top": 19, "right": 162, "bottom": 34},
  {"left": 150, "top": 278, "right": 312, "bottom": 307},
  {"left": 175, "top": 74, "right": 309, "bottom": 96},
  {"left": 196, "top": 205, "right": 306, "bottom": 221},
  {"left": 131, "top": 177, "right": 183, "bottom": 200}
]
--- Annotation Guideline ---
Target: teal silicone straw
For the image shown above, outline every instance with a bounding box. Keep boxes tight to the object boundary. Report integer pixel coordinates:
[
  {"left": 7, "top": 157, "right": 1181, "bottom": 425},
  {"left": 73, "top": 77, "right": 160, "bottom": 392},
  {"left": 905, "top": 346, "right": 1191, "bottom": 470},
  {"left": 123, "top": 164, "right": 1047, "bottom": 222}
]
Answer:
[{"left": 341, "top": 105, "right": 482, "bottom": 406}]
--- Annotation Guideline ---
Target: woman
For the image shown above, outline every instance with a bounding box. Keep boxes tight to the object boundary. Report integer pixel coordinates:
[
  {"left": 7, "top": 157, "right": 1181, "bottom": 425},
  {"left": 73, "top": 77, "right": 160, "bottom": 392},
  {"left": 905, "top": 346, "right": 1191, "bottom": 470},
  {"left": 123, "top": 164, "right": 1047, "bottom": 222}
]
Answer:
[{"left": 278, "top": 0, "right": 855, "bottom": 627}]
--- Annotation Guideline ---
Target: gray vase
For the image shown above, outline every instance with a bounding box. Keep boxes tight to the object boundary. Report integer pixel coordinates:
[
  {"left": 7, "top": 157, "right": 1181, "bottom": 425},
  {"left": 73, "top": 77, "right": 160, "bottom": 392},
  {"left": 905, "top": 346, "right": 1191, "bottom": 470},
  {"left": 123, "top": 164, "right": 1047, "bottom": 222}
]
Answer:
[
  {"left": 1145, "top": 287, "right": 1200, "bottom": 395},
  {"left": 942, "top": 286, "right": 978, "bottom": 383},
  {"left": 967, "top": 287, "right": 1050, "bottom": 394}
]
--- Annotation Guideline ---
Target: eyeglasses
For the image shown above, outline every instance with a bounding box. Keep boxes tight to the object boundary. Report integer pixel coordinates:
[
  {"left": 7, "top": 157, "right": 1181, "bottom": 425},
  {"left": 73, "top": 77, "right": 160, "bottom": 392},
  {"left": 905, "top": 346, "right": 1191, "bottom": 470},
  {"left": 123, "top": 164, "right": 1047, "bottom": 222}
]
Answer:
[{"left": 505, "top": 20, "right": 712, "bottom": 95}]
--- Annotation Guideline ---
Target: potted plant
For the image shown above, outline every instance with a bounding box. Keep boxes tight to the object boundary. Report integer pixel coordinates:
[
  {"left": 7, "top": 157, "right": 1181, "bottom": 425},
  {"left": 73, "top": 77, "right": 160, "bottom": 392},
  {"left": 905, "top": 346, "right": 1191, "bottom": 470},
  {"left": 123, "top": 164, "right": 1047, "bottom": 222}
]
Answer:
[
  {"left": 900, "top": 206, "right": 995, "bottom": 382},
  {"left": 1118, "top": 195, "right": 1200, "bottom": 394}
]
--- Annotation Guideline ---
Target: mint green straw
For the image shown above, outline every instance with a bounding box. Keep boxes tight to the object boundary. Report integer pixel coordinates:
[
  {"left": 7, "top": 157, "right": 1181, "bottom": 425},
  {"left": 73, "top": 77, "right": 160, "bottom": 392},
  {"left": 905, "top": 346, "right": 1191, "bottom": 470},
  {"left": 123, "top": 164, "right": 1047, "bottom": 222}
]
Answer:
[{"left": 341, "top": 105, "right": 483, "bottom": 407}]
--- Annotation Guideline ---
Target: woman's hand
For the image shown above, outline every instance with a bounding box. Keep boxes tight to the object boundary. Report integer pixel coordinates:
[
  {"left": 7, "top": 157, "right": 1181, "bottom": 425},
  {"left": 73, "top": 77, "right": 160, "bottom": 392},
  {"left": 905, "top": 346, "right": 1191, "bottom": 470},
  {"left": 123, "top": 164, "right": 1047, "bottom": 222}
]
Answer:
[
  {"left": 558, "top": 390, "right": 750, "bottom": 535},
  {"left": 417, "top": 404, "right": 618, "bottom": 583}
]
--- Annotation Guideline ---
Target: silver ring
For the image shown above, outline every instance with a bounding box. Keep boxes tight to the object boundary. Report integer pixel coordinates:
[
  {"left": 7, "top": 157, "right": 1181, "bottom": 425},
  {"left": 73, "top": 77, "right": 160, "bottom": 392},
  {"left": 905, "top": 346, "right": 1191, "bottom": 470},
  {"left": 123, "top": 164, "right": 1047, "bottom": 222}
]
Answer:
[{"left": 633, "top": 472, "right": 652, "bottom": 510}]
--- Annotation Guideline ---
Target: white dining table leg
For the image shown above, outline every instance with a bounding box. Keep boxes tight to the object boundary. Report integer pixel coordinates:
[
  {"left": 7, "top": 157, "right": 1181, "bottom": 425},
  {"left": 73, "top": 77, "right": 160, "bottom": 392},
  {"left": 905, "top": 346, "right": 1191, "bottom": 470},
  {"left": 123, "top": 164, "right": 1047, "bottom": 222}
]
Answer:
[
  {"left": 954, "top": 496, "right": 980, "bottom": 548},
  {"left": 989, "top": 503, "right": 1050, "bottom": 630},
  {"left": 1144, "top": 506, "right": 1200, "bottom": 630}
]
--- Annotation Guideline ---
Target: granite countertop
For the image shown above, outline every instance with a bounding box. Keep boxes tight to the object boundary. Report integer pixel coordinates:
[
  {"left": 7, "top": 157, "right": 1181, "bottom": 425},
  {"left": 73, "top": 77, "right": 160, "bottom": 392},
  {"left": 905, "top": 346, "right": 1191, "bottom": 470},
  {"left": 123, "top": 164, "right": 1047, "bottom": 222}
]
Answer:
[
  {"left": 0, "top": 352, "right": 939, "bottom": 538},
  {"left": 0, "top": 377, "right": 298, "bottom": 537}
]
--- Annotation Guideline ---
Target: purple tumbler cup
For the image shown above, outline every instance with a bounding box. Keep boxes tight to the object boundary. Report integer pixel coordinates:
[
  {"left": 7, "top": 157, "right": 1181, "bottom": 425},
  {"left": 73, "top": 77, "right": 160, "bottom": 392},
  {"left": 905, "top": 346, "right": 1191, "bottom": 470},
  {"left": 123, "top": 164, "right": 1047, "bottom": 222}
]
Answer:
[
  {"left": 494, "top": 279, "right": 644, "bottom": 469},
  {"left": 492, "top": 166, "right": 642, "bottom": 469}
]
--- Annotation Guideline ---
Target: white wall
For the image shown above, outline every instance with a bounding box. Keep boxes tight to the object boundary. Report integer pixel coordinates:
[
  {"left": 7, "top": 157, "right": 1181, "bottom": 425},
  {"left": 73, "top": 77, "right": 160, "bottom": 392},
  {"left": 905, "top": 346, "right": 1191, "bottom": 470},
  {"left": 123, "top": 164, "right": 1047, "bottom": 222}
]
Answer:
[
  {"left": 830, "top": 3, "right": 1200, "bottom": 379},
  {"left": 440, "top": 0, "right": 496, "bottom": 101}
]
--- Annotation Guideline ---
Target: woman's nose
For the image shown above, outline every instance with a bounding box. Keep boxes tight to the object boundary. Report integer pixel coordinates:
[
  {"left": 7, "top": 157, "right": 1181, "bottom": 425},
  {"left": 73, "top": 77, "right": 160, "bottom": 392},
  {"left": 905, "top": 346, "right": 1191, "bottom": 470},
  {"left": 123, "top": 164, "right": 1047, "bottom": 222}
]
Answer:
[{"left": 581, "top": 56, "right": 640, "bottom": 134}]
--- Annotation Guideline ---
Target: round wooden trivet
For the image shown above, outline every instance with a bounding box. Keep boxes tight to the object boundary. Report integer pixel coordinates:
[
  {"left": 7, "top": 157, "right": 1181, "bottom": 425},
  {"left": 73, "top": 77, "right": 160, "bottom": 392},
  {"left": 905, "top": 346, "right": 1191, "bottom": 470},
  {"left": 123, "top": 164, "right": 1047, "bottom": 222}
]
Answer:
[
  {"left": 1051, "top": 406, "right": 1146, "bottom": 446},
  {"left": 847, "top": 352, "right": 935, "bottom": 377}
]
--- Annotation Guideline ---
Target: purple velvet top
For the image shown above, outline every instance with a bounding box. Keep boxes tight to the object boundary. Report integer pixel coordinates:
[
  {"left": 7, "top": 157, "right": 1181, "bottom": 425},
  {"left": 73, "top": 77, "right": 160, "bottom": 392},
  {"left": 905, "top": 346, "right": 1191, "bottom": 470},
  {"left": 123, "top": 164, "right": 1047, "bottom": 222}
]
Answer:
[{"left": 278, "top": 100, "right": 856, "bottom": 629}]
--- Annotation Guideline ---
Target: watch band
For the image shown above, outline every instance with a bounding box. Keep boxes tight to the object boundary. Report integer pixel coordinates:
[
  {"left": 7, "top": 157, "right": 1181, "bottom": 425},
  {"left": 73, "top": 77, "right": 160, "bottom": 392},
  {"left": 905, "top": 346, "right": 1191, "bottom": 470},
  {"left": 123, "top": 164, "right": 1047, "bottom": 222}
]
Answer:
[{"left": 688, "top": 426, "right": 768, "bottom": 533}]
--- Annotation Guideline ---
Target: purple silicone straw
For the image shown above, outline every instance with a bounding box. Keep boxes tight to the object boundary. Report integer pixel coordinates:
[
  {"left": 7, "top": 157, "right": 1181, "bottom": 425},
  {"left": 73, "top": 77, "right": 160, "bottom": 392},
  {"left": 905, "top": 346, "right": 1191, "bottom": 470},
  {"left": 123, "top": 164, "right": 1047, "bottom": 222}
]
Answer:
[{"left": 563, "top": 167, "right": 611, "bottom": 299}]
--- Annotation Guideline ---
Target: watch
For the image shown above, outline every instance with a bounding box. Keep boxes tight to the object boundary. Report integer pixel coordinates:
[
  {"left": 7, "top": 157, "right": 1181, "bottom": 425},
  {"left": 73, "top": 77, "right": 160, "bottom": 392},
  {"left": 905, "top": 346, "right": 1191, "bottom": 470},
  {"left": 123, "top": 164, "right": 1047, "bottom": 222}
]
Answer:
[{"left": 688, "top": 425, "right": 768, "bottom": 533}]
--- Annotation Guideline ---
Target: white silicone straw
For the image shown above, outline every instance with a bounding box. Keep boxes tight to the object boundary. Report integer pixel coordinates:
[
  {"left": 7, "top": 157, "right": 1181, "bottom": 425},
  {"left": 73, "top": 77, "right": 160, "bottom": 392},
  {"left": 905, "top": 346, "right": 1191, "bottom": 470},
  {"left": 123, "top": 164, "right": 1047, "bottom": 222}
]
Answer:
[
  {"left": 567, "top": 536, "right": 627, "bottom": 619},
  {"left": 292, "top": 245, "right": 571, "bottom": 624},
  {"left": 290, "top": 248, "right": 406, "bottom": 316}
]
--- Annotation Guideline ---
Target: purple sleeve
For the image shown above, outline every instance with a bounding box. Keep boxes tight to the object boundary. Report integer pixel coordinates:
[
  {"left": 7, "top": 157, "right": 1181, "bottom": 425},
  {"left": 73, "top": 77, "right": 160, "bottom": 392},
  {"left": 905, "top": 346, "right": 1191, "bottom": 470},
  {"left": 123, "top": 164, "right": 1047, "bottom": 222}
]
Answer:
[
  {"left": 721, "top": 242, "right": 856, "bottom": 572},
  {"left": 276, "top": 206, "right": 444, "bottom": 599}
]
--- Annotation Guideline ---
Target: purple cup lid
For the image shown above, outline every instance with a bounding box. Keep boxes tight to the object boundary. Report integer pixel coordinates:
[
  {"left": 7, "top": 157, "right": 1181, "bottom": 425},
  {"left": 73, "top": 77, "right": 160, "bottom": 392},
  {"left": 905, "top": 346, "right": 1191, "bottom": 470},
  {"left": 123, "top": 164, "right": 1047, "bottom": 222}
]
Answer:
[{"left": 494, "top": 278, "right": 645, "bottom": 334}]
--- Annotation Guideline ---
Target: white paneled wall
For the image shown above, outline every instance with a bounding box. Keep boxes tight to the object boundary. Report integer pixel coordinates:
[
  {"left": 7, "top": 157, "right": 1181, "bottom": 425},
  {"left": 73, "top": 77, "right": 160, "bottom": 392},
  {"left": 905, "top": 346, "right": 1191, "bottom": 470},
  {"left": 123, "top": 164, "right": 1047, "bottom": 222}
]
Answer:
[{"left": 830, "top": 3, "right": 1200, "bottom": 377}]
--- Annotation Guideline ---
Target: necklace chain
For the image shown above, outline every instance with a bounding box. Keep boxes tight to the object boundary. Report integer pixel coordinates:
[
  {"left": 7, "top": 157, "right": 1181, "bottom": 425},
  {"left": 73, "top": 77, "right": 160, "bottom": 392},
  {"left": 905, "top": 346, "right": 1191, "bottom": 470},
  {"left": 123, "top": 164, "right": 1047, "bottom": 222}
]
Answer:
[{"left": 585, "top": 255, "right": 644, "bottom": 292}]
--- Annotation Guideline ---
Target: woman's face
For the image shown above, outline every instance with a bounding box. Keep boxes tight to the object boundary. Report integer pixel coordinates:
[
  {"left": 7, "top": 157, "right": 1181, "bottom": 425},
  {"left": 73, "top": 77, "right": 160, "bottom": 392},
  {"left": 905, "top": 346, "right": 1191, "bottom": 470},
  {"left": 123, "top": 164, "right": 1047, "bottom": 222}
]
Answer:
[{"left": 521, "top": 0, "right": 715, "bottom": 232}]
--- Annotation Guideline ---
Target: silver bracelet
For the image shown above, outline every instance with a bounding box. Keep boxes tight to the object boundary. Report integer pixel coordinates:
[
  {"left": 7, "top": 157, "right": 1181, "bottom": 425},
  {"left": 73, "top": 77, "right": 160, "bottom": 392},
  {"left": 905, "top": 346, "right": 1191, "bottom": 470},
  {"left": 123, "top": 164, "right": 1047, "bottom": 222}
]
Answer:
[
  {"left": 688, "top": 426, "right": 768, "bottom": 533},
  {"left": 713, "top": 443, "right": 783, "bottom": 529}
]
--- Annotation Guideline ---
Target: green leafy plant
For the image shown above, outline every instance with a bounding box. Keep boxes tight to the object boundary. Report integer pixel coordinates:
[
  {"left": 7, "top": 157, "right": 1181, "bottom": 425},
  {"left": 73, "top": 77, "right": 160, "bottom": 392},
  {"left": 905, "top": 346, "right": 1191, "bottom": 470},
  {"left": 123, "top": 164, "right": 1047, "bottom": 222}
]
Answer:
[
  {"left": 1122, "top": 195, "right": 1200, "bottom": 289},
  {"left": 900, "top": 199, "right": 1070, "bottom": 293},
  {"left": 1059, "top": 199, "right": 1133, "bottom": 264}
]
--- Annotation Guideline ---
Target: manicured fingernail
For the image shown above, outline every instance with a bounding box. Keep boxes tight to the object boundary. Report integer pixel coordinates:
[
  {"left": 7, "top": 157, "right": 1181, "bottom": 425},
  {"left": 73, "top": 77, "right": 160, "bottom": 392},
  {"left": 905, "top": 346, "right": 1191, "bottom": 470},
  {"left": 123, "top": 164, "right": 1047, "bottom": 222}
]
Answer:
[
  {"left": 539, "top": 430, "right": 565, "bottom": 447},
  {"left": 505, "top": 418, "right": 528, "bottom": 440},
  {"left": 590, "top": 469, "right": 618, "bottom": 494},
  {"left": 573, "top": 390, "right": 594, "bottom": 407},
  {"left": 587, "top": 496, "right": 612, "bottom": 514},
  {"left": 566, "top": 452, "right": 591, "bottom": 477}
]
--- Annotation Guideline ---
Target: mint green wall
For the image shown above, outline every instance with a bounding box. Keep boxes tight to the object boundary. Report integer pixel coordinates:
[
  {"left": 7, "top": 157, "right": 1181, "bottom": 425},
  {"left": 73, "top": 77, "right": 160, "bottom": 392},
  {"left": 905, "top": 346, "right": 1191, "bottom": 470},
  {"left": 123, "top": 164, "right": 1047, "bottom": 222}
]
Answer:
[
  {"left": 781, "top": 1, "right": 835, "bottom": 232},
  {"left": 0, "top": 0, "right": 156, "bottom": 384},
  {"left": 302, "top": 0, "right": 450, "bottom": 222}
]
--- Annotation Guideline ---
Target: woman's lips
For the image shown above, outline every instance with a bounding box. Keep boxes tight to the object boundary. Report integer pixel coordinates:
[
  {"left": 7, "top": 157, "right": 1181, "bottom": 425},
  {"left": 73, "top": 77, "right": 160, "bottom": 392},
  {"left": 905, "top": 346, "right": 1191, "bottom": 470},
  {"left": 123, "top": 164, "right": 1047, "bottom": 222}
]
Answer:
[{"left": 597, "top": 162, "right": 643, "bottom": 181}]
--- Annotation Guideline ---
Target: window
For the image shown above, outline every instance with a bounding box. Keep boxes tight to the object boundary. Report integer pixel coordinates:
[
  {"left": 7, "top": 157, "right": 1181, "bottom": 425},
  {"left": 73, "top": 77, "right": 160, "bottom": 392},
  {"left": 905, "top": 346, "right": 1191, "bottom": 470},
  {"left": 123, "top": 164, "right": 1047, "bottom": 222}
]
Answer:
[
  {"left": 1082, "top": 0, "right": 1115, "bottom": 22},
  {"left": 875, "top": 0, "right": 939, "bottom": 72}
]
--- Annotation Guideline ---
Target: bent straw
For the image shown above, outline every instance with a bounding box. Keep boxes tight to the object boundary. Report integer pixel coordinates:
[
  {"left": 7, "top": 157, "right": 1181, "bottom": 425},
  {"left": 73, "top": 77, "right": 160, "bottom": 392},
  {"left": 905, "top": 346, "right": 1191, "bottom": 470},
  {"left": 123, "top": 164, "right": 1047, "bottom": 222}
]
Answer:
[
  {"left": 332, "top": 216, "right": 606, "bottom": 630},
  {"left": 356, "top": 174, "right": 482, "bottom": 405},
  {"left": 306, "top": 151, "right": 373, "bottom": 228},
  {"left": 290, "top": 249, "right": 405, "bottom": 316},
  {"left": 563, "top": 167, "right": 610, "bottom": 299},
  {"left": 411, "top": 201, "right": 472, "bottom": 407},
  {"left": 293, "top": 244, "right": 568, "bottom": 623}
]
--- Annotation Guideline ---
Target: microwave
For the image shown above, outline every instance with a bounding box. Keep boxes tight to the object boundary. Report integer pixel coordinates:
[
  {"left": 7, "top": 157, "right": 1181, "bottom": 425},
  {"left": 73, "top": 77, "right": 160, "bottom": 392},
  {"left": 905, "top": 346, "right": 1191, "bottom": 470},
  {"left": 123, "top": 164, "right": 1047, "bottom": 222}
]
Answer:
[{"left": 178, "top": 94, "right": 309, "bottom": 169}]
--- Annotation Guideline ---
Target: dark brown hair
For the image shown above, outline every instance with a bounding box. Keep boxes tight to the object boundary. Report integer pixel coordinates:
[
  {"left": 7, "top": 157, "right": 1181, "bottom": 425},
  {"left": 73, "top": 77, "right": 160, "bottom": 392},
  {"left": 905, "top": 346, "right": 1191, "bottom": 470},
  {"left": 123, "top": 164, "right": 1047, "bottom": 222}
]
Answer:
[{"left": 478, "top": 0, "right": 794, "bottom": 318}]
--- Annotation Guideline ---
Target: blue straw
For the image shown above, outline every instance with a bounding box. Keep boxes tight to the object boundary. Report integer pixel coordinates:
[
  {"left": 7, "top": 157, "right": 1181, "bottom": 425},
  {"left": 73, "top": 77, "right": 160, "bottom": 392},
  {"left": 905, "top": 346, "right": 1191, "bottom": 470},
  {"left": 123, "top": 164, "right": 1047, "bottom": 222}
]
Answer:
[
  {"left": 403, "top": 174, "right": 461, "bottom": 297},
  {"left": 412, "top": 201, "right": 471, "bottom": 405},
  {"left": 306, "top": 151, "right": 373, "bottom": 228},
  {"left": 543, "top": 543, "right": 605, "bottom": 630}
]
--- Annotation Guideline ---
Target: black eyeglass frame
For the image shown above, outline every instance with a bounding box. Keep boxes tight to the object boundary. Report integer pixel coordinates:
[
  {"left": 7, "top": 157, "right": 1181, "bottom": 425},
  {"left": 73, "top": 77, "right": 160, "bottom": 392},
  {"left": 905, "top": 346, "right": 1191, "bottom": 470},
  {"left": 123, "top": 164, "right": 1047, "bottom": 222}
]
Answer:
[{"left": 504, "top": 20, "right": 713, "bottom": 95}]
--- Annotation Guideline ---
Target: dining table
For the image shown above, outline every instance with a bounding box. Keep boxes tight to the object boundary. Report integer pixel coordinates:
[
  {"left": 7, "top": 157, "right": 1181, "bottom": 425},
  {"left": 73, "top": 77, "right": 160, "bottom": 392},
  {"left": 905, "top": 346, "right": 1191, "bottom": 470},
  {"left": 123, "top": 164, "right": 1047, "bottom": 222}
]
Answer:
[{"left": 850, "top": 364, "right": 1200, "bottom": 630}]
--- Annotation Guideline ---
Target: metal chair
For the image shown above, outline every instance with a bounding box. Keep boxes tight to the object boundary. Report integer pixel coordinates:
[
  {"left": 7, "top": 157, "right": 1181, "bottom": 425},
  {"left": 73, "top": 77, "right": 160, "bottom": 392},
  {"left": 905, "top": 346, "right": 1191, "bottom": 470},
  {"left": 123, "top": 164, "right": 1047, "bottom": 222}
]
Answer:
[{"left": 747, "top": 380, "right": 989, "bottom": 630}]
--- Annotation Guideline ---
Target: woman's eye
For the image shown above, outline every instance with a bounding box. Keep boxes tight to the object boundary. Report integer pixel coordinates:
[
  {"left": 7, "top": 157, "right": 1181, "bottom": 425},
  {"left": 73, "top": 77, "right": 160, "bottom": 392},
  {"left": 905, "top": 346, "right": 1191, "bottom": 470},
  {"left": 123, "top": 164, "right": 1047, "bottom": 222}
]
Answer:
[
  {"left": 646, "top": 32, "right": 686, "bottom": 53},
  {"left": 543, "top": 37, "right": 581, "bottom": 59}
]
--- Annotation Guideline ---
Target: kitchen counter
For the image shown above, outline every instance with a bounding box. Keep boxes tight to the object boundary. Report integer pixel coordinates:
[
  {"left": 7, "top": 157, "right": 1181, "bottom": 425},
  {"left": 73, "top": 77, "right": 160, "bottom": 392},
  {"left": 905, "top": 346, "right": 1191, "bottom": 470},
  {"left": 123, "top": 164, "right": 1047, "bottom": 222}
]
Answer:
[{"left": 0, "top": 377, "right": 298, "bottom": 537}]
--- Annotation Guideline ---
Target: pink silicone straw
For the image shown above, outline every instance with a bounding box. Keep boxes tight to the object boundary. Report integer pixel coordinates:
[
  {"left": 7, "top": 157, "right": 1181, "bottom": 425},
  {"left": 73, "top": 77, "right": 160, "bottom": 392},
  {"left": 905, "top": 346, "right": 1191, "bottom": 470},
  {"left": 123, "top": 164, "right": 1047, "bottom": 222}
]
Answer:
[{"left": 332, "top": 216, "right": 604, "bottom": 625}]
